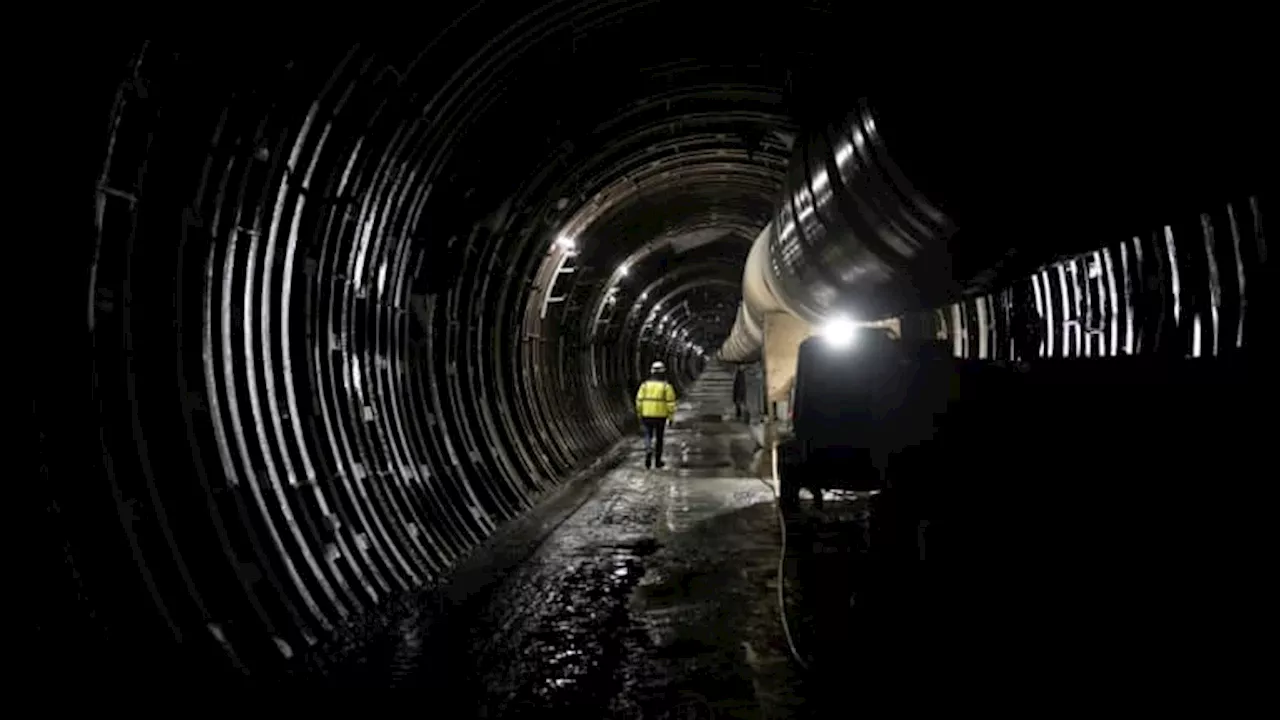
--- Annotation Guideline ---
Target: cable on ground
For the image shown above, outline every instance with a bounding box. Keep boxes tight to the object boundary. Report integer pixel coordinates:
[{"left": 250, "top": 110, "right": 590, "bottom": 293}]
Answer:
[{"left": 759, "top": 442, "right": 810, "bottom": 672}]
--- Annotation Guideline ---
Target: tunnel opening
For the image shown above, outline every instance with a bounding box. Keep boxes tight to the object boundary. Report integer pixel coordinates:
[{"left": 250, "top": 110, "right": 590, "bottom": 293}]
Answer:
[{"left": 29, "top": 10, "right": 1273, "bottom": 702}]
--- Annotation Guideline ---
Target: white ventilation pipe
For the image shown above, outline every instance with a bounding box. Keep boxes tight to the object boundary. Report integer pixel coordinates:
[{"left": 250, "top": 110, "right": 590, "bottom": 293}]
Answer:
[{"left": 716, "top": 221, "right": 815, "bottom": 362}]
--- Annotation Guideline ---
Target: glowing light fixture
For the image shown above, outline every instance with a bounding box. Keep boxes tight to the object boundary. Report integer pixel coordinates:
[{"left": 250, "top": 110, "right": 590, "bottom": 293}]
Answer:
[
  {"left": 819, "top": 314, "right": 857, "bottom": 349},
  {"left": 556, "top": 235, "right": 576, "bottom": 251},
  {"left": 618, "top": 263, "right": 629, "bottom": 277}
]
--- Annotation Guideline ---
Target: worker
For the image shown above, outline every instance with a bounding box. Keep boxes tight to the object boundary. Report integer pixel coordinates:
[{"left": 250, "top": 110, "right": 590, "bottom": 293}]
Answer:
[
  {"left": 732, "top": 366, "right": 747, "bottom": 420},
  {"left": 636, "top": 360, "right": 677, "bottom": 469}
]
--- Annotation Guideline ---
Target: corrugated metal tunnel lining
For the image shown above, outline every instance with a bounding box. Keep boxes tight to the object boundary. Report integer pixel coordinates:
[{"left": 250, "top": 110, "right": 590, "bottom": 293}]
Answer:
[
  {"left": 32, "top": 10, "right": 1273, "bottom": 687},
  {"left": 51, "top": 11, "right": 832, "bottom": 680}
]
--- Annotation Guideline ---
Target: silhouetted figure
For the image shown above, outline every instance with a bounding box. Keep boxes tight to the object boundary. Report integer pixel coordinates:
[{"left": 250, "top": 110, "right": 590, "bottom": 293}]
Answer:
[{"left": 732, "top": 367, "right": 747, "bottom": 420}]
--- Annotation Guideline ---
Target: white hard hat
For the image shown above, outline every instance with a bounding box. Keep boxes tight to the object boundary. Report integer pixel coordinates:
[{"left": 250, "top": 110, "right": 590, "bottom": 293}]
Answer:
[{"left": 650, "top": 361, "right": 666, "bottom": 373}]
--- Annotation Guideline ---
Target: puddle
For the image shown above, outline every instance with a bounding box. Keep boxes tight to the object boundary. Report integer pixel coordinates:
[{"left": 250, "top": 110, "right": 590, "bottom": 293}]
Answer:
[
  {"left": 680, "top": 458, "right": 734, "bottom": 469},
  {"left": 678, "top": 449, "right": 733, "bottom": 469},
  {"left": 464, "top": 547, "right": 654, "bottom": 715},
  {"left": 627, "top": 537, "right": 661, "bottom": 557}
]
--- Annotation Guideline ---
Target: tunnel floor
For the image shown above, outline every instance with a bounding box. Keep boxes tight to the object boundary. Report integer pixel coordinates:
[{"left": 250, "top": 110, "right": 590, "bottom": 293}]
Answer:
[{"left": 291, "top": 364, "right": 879, "bottom": 717}]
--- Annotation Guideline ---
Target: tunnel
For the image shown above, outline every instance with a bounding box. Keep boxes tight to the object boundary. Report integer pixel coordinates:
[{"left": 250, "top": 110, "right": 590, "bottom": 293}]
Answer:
[{"left": 29, "top": 7, "right": 1274, "bottom": 706}]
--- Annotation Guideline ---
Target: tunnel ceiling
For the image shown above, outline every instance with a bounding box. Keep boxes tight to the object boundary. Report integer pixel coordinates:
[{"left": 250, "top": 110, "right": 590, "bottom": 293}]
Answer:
[
  {"left": 404, "top": 3, "right": 830, "bottom": 349},
  {"left": 349, "top": 1, "right": 863, "bottom": 351}
]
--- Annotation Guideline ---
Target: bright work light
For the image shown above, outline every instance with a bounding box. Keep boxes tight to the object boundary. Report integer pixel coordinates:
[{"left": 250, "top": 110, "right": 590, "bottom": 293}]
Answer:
[{"left": 819, "top": 314, "right": 857, "bottom": 349}]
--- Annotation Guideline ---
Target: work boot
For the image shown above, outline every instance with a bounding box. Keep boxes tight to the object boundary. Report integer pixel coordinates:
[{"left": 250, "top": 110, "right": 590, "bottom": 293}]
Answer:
[
  {"left": 645, "top": 452, "right": 652, "bottom": 469},
  {"left": 655, "top": 459, "right": 665, "bottom": 469}
]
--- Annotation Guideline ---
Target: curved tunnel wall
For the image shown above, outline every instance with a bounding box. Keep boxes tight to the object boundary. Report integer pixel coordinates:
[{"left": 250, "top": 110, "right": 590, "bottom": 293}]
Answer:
[
  {"left": 39, "top": 21, "right": 1271, "bottom": 685},
  {"left": 933, "top": 195, "right": 1270, "bottom": 363},
  {"left": 84, "top": 45, "right": 713, "bottom": 672},
  {"left": 50, "top": 15, "right": 811, "bottom": 679}
]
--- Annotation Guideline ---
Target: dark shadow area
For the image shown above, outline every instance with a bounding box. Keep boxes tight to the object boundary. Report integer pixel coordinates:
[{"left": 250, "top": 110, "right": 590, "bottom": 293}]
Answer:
[{"left": 779, "top": 351, "right": 1275, "bottom": 696}]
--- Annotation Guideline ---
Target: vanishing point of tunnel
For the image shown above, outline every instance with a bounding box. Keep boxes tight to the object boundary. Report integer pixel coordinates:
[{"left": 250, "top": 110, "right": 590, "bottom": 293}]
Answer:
[{"left": 28, "top": 7, "right": 1274, "bottom": 711}]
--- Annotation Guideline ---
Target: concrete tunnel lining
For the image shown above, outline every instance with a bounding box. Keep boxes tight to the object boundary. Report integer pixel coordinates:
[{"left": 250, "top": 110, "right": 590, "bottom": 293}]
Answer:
[{"left": 29, "top": 14, "right": 1274, "bottom": 688}]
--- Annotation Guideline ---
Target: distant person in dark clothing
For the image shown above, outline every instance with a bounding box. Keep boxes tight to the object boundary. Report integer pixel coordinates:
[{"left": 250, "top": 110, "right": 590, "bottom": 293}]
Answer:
[{"left": 732, "top": 367, "right": 747, "bottom": 420}]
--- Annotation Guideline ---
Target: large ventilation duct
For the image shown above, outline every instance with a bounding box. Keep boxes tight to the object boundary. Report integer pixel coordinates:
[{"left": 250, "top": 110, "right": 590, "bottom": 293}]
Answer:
[
  {"left": 716, "top": 222, "right": 796, "bottom": 362},
  {"left": 718, "top": 86, "right": 1272, "bottom": 364},
  {"left": 718, "top": 99, "right": 957, "bottom": 362}
]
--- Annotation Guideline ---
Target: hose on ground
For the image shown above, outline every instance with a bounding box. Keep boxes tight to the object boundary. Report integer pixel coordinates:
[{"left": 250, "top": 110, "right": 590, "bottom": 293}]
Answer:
[{"left": 762, "top": 442, "right": 810, "bottom": 672}]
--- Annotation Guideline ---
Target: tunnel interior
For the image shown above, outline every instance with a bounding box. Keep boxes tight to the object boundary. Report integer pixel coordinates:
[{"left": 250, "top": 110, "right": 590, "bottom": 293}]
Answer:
[{"left": 30, "top": 6, "right": 1273, "bottom": 693}]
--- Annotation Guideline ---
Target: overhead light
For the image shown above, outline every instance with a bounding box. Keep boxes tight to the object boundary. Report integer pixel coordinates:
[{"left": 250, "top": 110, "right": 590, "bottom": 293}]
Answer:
[
  {"left": 618, "top": 264, "right": 629, "bottom": 277},
  {"left": 556, "top": 235, "right": 575, "bottom": 251},
  {"left": 819, "top": 314, "right": 857, "bottom": 349}
]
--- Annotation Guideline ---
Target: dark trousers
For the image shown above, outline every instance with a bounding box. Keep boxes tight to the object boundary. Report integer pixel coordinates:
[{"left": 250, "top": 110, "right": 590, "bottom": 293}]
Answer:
[{"left": 642, "top": 417, "right": 667, "bottom": 463}]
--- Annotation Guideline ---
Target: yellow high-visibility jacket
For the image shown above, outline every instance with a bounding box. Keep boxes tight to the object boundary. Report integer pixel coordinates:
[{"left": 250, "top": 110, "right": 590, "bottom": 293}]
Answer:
[{"left": 636, "top": 379, "right": 677, "bottom": 419}]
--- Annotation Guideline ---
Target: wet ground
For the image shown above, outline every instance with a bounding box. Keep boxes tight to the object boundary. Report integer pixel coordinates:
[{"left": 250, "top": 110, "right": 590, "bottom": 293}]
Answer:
[{"left": 293, "top": 364, "right": 877, "bottom": 717}]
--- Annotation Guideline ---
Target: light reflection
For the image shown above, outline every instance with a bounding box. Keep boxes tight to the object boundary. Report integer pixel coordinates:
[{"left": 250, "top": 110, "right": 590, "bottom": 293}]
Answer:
[
  {"left": 834, "top": 141, "right": 853, "bottom": 168},
  {"left": 811, "top": 168, "right": 830, "bottom": 196},
  {"left": 1164, "top": 225, "right": 1181, "bottom": 325},
  {"left": 1102, "top": 247, "right": 1119, "bottom": 356}
]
